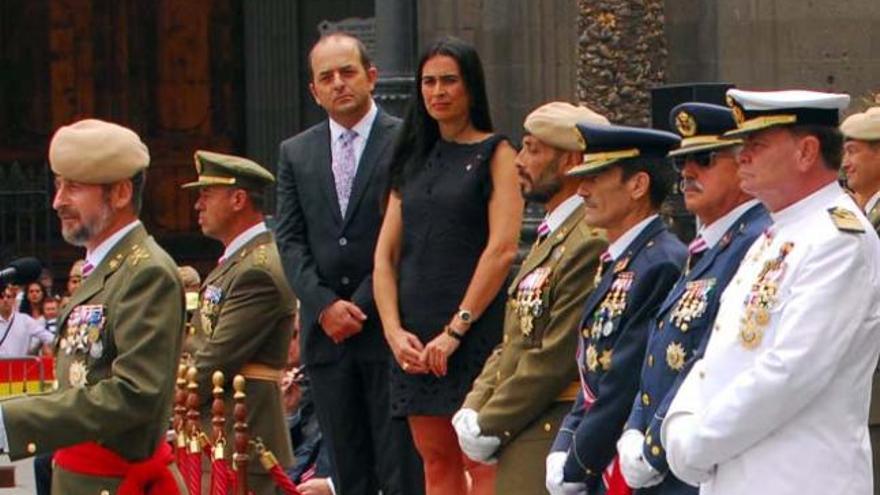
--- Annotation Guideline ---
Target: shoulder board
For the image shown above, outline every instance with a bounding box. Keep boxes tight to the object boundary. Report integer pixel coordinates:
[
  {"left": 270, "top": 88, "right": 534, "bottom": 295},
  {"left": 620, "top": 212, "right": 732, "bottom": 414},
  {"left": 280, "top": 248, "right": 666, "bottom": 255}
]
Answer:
[{"left": 827, "top": 207, "right": 865, "bottom": 233}]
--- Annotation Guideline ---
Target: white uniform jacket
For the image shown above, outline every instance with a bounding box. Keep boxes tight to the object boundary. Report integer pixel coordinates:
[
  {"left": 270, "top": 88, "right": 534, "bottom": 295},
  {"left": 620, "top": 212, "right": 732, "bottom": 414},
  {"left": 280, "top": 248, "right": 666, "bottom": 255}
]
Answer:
[{"left": 661, "top": 181, "right": 880, "bottom": 494}]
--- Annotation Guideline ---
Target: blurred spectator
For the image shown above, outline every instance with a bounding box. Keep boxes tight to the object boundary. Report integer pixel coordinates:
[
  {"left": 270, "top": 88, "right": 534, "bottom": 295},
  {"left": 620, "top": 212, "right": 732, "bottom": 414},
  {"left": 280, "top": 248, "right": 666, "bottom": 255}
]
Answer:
[
  {"left": 0, "top": 282, "right": 54, "bottom": 357},
  {"left": 20, "top": 281, "right": 47, "bottom": 320},
  {"left": 66, "top": 259, "right": 85, "bottom": 296},
  {"left": 39, "top": 268, "right": 55, "bottom": 298},
  {"left": 282, "top": 314, "right": 336, "bottom": 495},
  {"left": 42, "top": 297, "right": 60, "bottom": 337}
]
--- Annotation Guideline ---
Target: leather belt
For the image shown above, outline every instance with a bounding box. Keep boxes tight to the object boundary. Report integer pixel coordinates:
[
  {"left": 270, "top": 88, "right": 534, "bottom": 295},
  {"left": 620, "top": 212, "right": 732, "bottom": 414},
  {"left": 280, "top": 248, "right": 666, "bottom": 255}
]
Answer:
[{"left": 240, "top": 363, "right": 283, "bottom": 383}]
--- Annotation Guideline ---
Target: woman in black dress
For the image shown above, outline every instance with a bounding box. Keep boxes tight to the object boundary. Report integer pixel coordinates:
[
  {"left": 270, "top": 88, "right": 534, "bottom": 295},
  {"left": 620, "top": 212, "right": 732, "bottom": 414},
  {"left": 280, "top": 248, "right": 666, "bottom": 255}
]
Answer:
[{"left": 374, "top": 36, "right": 523, "bottom": 494}]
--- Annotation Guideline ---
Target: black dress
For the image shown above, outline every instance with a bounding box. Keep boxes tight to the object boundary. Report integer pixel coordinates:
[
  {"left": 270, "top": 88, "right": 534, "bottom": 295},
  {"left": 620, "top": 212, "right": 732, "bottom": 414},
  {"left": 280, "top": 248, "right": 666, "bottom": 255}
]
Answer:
[{"left": 391, "top": 134, "right": 507, "bottom": 417}]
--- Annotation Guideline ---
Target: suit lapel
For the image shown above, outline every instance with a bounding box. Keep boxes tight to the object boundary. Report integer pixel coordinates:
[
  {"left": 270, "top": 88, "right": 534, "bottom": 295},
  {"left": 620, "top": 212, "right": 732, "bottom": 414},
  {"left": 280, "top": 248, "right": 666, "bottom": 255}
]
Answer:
[
  {"left": 581, "top": 217, "right": 664, "bottom": 318},
  {"left": 509, "top": 204, "right": 585, "bottom": 295},
  {"left": 314, "top": 121, "right": 343, "bottom": 225},
  {"left": 59, "top": 225, "right": 147, "bottom": 327},
  {"left": 343, "top": 110, "right": 394, "bottom": 228},
  {"left": 657, "top": 204, "right": 764, "bottom": 315}
]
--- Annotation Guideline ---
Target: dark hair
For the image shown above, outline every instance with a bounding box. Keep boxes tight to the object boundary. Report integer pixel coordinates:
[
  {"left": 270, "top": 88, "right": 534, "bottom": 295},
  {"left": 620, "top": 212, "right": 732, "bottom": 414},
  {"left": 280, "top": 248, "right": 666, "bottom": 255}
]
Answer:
[
  {"left": 791, "top": 125, "right": 844, "bottom": 171},
  {"left": 389, "top": 36, "right": 493, "bottom": 192},
  {"left": 619, "top": 157, "right": 676, "bottom": 209},
  {"left": 244, "top": 187, "right": 266, "bottom": 212},
  {"left": 308, "top": 33, "right": 373, "bottom": 80},
  {"left": 19, "top": 281, "right": 46, "bottom": 317}
]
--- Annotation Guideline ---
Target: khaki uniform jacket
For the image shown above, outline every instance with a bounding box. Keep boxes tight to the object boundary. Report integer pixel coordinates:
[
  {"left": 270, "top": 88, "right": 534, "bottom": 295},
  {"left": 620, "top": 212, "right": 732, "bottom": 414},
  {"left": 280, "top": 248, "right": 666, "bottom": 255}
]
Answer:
[
  {"left": 3, "top": 225, "right": 185, "bottom": 490},
  {"left": 464, "top": 205, "right": 606, "bottom": 445},
  {"left": 190, "top": 231, "right": 296, "bottom": 474}
]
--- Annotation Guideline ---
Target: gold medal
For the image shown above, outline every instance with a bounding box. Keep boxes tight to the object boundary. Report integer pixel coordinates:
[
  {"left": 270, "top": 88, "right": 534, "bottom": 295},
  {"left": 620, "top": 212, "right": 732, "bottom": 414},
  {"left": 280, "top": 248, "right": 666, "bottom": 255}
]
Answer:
[{"left": 586, "top": 345, "right": 599, "bottom": 372}]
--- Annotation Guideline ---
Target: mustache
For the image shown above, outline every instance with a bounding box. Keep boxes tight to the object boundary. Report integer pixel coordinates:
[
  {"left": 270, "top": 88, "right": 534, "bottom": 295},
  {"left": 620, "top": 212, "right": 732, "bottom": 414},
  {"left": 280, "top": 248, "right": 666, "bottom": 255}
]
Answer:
[{"left": 680, "top": 178, "right": 704, "bottom": 193}]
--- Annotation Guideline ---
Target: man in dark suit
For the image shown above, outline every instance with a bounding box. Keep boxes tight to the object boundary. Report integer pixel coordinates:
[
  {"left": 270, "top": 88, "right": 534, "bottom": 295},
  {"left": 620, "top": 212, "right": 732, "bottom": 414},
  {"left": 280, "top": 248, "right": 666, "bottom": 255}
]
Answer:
[
  {"left": 545, "top": 123, "right": 688, "bottom": 495},
  {"left": 275, "top": 33, "right": 422, "bottom": 495},
  {"left": 617, "top": 103, "right": 770, "bottom": 494}
]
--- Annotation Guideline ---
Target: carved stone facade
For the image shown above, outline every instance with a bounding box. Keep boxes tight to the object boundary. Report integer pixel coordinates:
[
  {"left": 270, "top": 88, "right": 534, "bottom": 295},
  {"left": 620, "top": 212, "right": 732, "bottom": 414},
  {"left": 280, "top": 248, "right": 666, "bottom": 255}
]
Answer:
[{"left": 575, "top": 0, "right": 667, "bottom": 126}]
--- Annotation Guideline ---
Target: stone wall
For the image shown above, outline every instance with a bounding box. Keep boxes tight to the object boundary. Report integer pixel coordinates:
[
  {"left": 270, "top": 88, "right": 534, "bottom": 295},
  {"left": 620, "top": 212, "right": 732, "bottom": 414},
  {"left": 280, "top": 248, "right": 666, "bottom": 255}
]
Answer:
[{"left": 576, "top": 0, "right": 668, "bottom": 126}]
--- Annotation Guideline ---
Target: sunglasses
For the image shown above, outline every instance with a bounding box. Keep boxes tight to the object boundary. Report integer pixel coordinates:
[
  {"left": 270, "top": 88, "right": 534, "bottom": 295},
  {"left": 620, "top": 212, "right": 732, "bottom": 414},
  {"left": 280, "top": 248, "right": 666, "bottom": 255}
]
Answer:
[{"left": 672, "top": 148, "right": 739, "bottom": 173}]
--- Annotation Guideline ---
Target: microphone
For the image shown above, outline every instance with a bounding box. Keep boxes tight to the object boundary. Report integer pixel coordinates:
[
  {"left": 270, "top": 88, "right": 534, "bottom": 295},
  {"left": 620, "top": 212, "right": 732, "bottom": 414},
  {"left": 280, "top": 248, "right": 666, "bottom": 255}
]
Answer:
[{"left": 0, "top": 257, "right": 43, "bottom": 285}]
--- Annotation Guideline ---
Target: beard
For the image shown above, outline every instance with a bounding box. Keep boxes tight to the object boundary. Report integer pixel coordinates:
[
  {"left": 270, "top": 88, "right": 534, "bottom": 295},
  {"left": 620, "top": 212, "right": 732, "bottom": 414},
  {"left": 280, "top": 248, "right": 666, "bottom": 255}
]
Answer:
[
  {"left": 521, "top": 157, "right": 563, "bottom": 204},
  {"left": 59, "top": 200, "right": 114, "bottom": 247}
]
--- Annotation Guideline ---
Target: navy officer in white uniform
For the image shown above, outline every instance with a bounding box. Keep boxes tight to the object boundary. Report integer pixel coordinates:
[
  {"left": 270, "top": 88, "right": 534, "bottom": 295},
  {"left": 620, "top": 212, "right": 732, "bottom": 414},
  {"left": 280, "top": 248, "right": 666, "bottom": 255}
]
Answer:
[{"left": 662, "top": 89, "right": 880, "bottom": 494}]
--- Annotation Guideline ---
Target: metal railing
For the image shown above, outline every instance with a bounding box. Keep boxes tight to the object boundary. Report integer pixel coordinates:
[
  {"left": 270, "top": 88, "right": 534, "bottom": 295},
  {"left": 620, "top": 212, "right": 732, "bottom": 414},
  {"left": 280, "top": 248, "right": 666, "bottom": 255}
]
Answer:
[{"left": 0, "top": 356, "right": 54, "bottom": 397}]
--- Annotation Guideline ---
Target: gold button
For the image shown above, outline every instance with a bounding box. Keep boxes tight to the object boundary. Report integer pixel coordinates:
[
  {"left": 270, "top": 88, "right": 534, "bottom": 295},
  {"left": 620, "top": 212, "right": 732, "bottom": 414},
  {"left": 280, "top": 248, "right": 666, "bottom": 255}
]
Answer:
[
  {"left": 647, "top": 241, "right": 655, "bottom": 248},
  {"left": 651, "top": 446, "right": 661, "bottom": 456},
  {"left": 504, "top": 430, "right": 511, "bottom": 437},
  {"left": 647, "top": 355, "right": 654, "bottom": 367},
  {"left": 586, "top": 468, "right": 594, "bottom": 475},
  {"left": 26, "top": 442, "right": 36, "bottom": 454},
  {"left": 658, "top": 320, "right": 665, "bottom": 330},
  {"left": 642, "top": 393, "right": 650, "bottom": 406},
  {"left": 544, "top": 422, "right": 552, "bottom": 432}
]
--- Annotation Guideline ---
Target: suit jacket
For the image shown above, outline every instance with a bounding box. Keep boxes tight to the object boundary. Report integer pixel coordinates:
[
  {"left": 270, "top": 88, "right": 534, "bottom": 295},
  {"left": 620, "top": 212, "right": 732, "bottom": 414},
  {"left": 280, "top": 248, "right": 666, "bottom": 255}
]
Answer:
[
  {"left": 551, "top": 217, "right": 687, "bottom": 488},
  {"left": 663, "top": 184, "right": 880, "bottom": 494},
  {"left": 190, "top": 230, "right": 296, "bottom": 473},
  {"left": 626, "top": 203, "right": 769, "bottom": 494},
  {"left": 3, "top": 225, "right": 184, "bottom": 464},
  {"left": 464, "top": 205, "right": 607, "bottom": 442},
  {"left": 275, "top": 109, "right": 402, "bottom": 365}
]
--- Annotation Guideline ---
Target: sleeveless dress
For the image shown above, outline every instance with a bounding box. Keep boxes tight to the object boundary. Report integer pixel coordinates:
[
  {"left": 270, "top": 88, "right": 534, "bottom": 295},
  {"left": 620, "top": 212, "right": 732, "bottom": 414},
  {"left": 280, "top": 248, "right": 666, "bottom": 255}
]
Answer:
[{"left": 391, "top": 134, "right": 507, "bottom": 417}]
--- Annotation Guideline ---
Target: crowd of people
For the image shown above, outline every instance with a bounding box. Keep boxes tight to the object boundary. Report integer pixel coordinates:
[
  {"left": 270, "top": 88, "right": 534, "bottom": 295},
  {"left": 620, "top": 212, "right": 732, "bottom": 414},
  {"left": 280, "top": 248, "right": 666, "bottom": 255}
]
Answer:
[{"left": 0, "top": 30, "right": 879, "bottom": 495}]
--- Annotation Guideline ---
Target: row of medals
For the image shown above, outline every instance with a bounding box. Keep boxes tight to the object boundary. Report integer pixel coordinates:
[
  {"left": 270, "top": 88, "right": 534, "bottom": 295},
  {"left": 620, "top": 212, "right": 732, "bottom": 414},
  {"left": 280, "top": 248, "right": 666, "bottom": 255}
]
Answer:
[{"left": 739, "top": 239, "right": 793, "bottom": 349}]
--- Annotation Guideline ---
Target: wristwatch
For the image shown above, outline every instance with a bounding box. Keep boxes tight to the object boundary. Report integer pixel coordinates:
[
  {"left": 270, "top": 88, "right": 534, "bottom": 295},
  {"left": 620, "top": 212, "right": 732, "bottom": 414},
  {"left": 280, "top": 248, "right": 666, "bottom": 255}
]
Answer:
[{"left": 456, "top": 308, "right": 473, "bottom": 325}]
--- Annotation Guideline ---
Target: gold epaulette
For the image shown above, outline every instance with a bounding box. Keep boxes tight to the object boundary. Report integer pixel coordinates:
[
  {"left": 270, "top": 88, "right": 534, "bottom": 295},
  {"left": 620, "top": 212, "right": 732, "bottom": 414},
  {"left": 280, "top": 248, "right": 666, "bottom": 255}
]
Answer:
[{"left": 827, "top": 207, "right": 865, "bottom": 233}]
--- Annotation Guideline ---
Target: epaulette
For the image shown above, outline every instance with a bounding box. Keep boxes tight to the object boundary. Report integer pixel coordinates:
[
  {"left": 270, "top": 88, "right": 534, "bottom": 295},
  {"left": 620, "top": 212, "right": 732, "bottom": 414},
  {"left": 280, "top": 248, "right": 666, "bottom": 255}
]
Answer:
[{"left": 827, "top": 207, "right": 864, "bottom": 233}]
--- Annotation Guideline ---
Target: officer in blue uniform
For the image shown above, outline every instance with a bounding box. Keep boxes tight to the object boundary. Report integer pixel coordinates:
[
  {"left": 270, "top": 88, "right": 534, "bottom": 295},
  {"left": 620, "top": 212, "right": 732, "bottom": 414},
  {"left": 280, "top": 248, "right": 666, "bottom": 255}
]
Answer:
[
  {"left": 616, "top": 103, "right": 771, "bottom": 494},
  {"left": 545, "top": 123, "right": 688, "bottom": 495}
]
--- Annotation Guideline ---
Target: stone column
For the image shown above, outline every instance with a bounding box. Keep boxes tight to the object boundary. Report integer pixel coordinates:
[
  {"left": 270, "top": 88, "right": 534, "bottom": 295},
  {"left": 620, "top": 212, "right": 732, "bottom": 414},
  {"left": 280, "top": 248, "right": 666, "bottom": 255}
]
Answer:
[
  {"left": 373, "top": 0, "right": 416, "bottom": 118},
  {"left": 576, "top": 0, "right": 667, "bottom": 126}
]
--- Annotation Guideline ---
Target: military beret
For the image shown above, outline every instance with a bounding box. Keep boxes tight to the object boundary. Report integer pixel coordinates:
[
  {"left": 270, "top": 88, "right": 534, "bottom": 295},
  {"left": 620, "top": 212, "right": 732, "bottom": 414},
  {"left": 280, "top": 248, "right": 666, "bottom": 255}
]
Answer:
[
  {"left": 840, "top": 107, "right": 880, "bottom": 141},
  {"left": 668, "top": 102, "right": 741, "bottom": 157},
  {"left": 49, "top": 119, "right": 149, "bottom": 184},
  {"left": 182, "top": 150, "right": 275, "bottom": 191},
  {"left": 567, "top": 123, "right": 681, "bottom": 177},
  {"left": 724, "top": 89, "right": 850, "bottom": 138},
  {"left": 524, "top": 102, "right": 610, "bottom": 151}
]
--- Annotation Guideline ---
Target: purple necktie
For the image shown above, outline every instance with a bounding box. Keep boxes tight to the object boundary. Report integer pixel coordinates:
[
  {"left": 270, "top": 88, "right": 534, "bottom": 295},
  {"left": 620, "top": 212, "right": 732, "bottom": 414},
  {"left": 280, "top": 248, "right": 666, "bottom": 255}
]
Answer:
[
  {"left": 82, "top": 262, "right": 95, "bottom": 278},
  {"left": 334, "top": 129, "right": 358, "bottom": 215}
]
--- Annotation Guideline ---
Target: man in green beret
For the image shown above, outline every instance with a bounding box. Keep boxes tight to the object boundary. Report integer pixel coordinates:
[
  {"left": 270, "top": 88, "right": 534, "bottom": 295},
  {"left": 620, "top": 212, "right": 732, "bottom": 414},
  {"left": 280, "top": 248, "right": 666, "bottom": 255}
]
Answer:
[
  {"left": 0, "top": 118, "right": 186, "bottom": 494},
  {"left": 183, "top": 150, "right": 297, "bottom": 494}
]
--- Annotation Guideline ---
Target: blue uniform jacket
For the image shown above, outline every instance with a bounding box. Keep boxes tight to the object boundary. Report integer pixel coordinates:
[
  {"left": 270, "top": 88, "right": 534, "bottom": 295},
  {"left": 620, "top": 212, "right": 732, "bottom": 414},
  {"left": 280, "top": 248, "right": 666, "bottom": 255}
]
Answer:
[
  {"left": 552, "top": 217, "right": 687, "bottom": 487},
  {"left": 626, "top": 203, "right": 770, "bottom": 494}
]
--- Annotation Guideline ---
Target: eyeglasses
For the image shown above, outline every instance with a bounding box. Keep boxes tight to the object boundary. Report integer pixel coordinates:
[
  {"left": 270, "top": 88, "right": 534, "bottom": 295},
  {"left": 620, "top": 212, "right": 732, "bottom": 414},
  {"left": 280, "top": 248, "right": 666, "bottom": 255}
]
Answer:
[{"left": 672, "top": 148, "right": 739, "bottom": 173}]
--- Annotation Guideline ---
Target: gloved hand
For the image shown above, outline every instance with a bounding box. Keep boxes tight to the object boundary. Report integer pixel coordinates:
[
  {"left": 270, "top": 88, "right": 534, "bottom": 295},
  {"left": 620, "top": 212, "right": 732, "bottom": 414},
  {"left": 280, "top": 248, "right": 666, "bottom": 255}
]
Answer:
[
  {"left": 452, "top": 408, "right": 500, "bottom": 463},
  {"left": 545, "top": 452, "right": 587, "bottom": 494},
  {"left": 662, "top": 411, "right": 712, "bottom": 486},
  {"left": 617, "top": 429, "right": 664, "bottom": 488}
]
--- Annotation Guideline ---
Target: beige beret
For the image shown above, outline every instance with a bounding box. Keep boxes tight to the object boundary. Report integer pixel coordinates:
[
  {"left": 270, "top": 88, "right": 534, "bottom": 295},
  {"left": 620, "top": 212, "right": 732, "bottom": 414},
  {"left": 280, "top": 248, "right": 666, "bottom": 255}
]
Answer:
[
  {"left": 49, "top": 119, "right": 149, "bottom": 184},
  {"left": 524, "top": 102, "right": 610, "bottom": 151},
  {"left": 840, "top": 107, "right": 880, "bottom": 141}
]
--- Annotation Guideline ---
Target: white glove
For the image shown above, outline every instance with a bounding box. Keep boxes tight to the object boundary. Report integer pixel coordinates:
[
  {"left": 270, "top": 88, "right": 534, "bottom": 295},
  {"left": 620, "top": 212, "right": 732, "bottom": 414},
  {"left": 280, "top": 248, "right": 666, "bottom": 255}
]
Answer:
[
  {"left": 452, "top": 408, "right": 500, "bottom": 463},
  {"left": 545, "top": 452, "right": 584, "bottom": 495},
  {"left": 617, "top": 429, "right": 664, "bottom": 488},
  {"left": 661, "top": 411, "right": 712, "bottom": 486}
]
